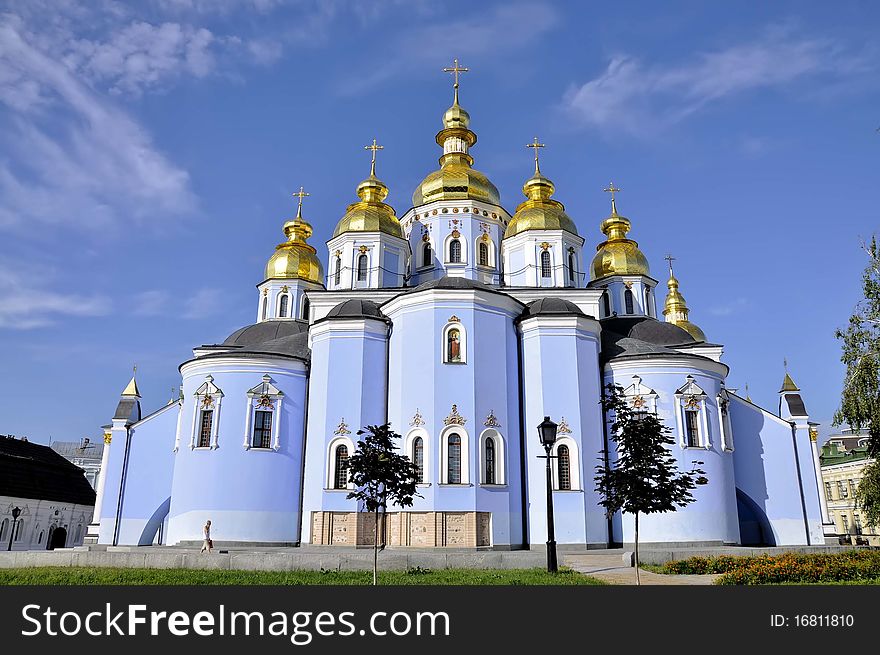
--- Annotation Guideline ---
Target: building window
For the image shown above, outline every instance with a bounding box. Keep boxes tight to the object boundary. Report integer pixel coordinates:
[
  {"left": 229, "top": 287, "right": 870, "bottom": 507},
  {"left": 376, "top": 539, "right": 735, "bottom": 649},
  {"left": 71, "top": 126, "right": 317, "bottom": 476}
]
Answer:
[
  {"left": 568, "top": 251, "right": 575, "bottom": 282},
  {"left": 855, "top": 514, "right": 863, "bottom": 535},
  {"left": 333, "top": 445, "right": 349, "bottom": 489},
  {"left": 198, "top": 410, "right": 213, "bottom": 448},
  {"left": 261, "top": 296, "right": 268, "bottom": 320},
  {"left": 624, "top": 288, "right": 635, "bottom": 314},
  {"left": 685, "top": 409, "right": 700, "bottom": 447},
  {"left": 541, "top": 250, "right": 551, "bottom": 278},
  {"left": 423, "top": 243, "right": 432, "bottom": 267},
  {"left": 479, "top": 242, "right": 489, "bottom": 266},
  {"left": 278, "top": 294, "right": 289, "bottom": 318},
  {"left": 485, "top": 437, "right": 496, "bottom": 484},
  {"left": 301, "top": 296, "right": 310, "bottom": 320},
  {"left": 825, "top": 481, "right": 833, "bottom": 501},
  {"left": 38, "top": 530, "right": 43, "bottom": 544},
  {"left": 842, "top": 514, "right": 849, "bottom": 534},
  {"left": 447, "top": 434, "right": 462, "bottom": 484},
  {"left": 13, "top": 519, "right": 24, "bottom": 541},
  {"left": 334, "top": 256, "right": 341, "bottom": 285},
  {"left": 449, "top": 239, "right": 462, "bottom": 263},
  {"left": 357, "top": 254, "right": 368, "bottom": 281},
  {"left": 848, "top": 479, "right": 856, "bottom": 497},
  {"left": 0, "top": 519, "right": 8, "bottom": 542},
  {"left": 644, "top": 286, "right": 652, "bottom": 316},
  {"left": 252, "top": 410, "right": 272, "bottom": 449},
  {"left": 602, "top": 290, "right": 611, "bottom": 317},
  {"left": 557, "top": 445, "right": 571, "bottom": 490},
  {"left": 838, "top": 480, "right": 848, "bottom": 499},
  {"left": 446, "top": 327, "right": 462, "bottom": 363},
  {"left": 413, "top": 436, "right": 424, "bottom": 483}
]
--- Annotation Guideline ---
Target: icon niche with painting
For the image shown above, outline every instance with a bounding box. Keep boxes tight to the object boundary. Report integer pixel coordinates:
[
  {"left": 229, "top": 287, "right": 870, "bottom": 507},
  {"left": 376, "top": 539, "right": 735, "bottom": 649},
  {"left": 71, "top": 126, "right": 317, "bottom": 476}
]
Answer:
[{"left": 447, "top": 328, "right": 462, "bottom": 363}]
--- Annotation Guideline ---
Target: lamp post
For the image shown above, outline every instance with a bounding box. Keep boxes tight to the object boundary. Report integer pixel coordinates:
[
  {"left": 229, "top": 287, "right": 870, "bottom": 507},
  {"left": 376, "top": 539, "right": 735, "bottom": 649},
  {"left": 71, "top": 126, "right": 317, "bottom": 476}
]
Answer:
[
  {"left": 537, "top": 416, "right": 558, "bottom": 573},
  {"left": 7, "top": 506, "right": 21, "bottom": 551}
]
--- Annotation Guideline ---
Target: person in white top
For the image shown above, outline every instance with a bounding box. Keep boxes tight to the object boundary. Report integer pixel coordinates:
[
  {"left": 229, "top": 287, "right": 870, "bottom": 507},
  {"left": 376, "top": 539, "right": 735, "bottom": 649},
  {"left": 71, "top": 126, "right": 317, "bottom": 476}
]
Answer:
[{"left": 200, "top": 520, "right": 213, "bottom": 553}]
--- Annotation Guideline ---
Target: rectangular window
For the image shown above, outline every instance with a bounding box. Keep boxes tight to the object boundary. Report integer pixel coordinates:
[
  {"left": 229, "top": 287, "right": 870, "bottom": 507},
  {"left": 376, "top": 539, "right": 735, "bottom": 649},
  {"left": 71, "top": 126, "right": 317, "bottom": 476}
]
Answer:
[
  {"left": 854, "top": 514, "right": 862, "bottom": 535},
  {"left": 824, "top": 481, "right": 833, "bottom": 501},
  {"left": 838, "top": 480, "right": 848, "bottom": 499},
  {"left": 252, "top": 410, "right": 272, "bottom": 449},
  {"left": 685, "top": 409, "right": 700, "bottom": 447},
  {"left": 198, "top": 410, "right": 213, "bottom": 448},
  {"left": 848, "top": 479, "right": 856, "bottom": 497},
  {"left": 842, "top": 514, "right": 849, "bottom": 534}
]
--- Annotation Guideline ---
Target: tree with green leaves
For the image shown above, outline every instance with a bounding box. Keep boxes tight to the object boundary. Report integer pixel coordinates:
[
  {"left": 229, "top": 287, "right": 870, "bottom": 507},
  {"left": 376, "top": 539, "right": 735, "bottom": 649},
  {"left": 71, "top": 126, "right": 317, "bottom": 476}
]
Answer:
[
  {"left": 854, "top": 460, "right": 880, "bottom": 536},
  {"left": 345, "top": 423, "right": 421, "bottom": 585},
  {"left": 595, "top": 384, "right": 707, "bottom": 584},
  {"left": 834, "top": 236, "right": 880, "bottom": 457}
]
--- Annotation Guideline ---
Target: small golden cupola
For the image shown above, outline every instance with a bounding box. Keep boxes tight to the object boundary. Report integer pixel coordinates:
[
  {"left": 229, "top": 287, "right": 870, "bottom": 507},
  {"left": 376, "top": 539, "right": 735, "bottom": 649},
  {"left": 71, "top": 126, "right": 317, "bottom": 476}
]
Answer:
[
  {"left": 662, "top": 255, "right": 706, "bottom": 342},
  {"left": 590, "top": 183, "right": 650, "bottom": 280},
  {"left": 411, "top": 59, "right": 501, "bottom": 206},
  {"left": 265, "top": 187, "right": 324, "bottom": 283},
  {"left": 504, "top": 137, "right": 578, "bottom": 238},
  {"left": 332, "top": 139, "right": 403, "bottom": 239}
]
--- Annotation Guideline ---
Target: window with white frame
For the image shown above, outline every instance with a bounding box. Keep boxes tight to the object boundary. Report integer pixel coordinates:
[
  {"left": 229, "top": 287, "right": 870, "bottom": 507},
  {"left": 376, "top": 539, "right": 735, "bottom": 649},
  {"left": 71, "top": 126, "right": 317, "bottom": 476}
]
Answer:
[
  {"left": 478, "top": 241, "right": 489, "bottom": 266},
  {"left": 422, "top": 242, "right": 432, "bottom": 268},
  {"left": 557, "top": 445, "right": 571, "bottom": 490},
  {"left": 551, "top": 437, "right": 580, "bottom": 490},
  {"left": 244, "top": 375, "right": 283, "bottom": 450},
  {"left": 480, "top": 429, "right": 505, "bottom": 485},
  {"left": 327, "top": 436, "right": 355, "bottom": 489},
  {"left": 413, "top": 436, "right": 425, "bottom": 483},
  {"left": 442, "top": 321, "right": 466, "bottom": 364},
  {"left": 261, "top": 295, "right": 268, "bottom": 320},
  {"left": 540, "top": 250, "right": 552, "bottom": 278},
  {"left": 191, "top": 375, "right": 223, "bottom": 450},
  {"left": 278, "top": 293, "right": 289, "bottom": 318},
  {"left": 674, "top": 375, "right": 711, "bottom": 449},
  {"left": 0, "top": 518, "right": 7, "bottom": 542},
  {"left": 602, "top": 290, "right": 611, "bottom": 317},
  {"left": 440, "top": 427, "right": 470, "bottom": 484},
  {"left": 568, "top": 250, "right": 575, "bottom": 283},
  {"left": 624, "top": 288, "right": 635, "bottom": 314},
  {"left": 301, "top": 296, "right": 310, "bottom": 320},
  {"left": 334, "top": 256, "right": 341, "bottom": 285},
  {"left": 718, "top": 392, "right": 734, "bottom": 451},
  {"left": 449, "top": 239, "right": 462, "bottom": 263},
  {"left": 357, "top": 253, "right": 368, "bottom": 281},
  {"left": 405, "top": 429, "right": 429, "bottom": 484}
]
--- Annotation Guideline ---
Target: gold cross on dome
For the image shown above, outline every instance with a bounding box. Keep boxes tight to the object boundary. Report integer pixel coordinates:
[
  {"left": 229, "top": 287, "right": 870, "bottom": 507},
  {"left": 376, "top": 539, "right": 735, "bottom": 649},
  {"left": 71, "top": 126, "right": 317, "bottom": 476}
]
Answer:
[
  {"left": 526, "top": 136, "right": 545, "bottom": 174},
  {"left": 664, "top": 253, "right": 676, "bottom": 276},
  {"left": 443, "top": 58, "right": 469, "bottom": 103},
  {"left": 292, "top": 186, "right": 309, "bottom": 218},
  {"left": 364, "top": 138, "right": 384, "bottom": 176},
  {"left": 603, "top": 181, "right": 621, "bottom": 214}
]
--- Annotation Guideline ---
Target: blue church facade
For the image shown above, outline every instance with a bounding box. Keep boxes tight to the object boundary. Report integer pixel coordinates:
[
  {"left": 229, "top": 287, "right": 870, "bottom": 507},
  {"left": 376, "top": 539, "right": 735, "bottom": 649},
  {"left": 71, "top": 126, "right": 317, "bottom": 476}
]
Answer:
[{"left": 87, "top": 73, "right": 830, "bottom": 550}]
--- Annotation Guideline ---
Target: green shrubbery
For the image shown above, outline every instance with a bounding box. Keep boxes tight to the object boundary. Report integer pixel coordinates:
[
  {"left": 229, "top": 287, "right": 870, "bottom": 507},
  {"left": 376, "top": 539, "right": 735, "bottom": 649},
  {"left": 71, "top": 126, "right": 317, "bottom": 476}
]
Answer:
[{"left": 659, "top": 550, "right": 880, "bottom": 584}]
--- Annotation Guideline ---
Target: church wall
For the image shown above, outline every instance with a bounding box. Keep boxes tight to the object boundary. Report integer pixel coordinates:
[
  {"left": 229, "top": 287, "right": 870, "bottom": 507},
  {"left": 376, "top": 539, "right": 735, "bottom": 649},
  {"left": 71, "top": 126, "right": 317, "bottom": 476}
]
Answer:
[
  {"left": 167, "top": 357, "right": 308, "bottom": 545},
  {"left": 300, "top": 318, "right": 389, "bottom": 544},
  {"left": 604, "top": 362, "right": 740, "bottom": 546},
  {"left": 107, "top": 403, "right": 178, "bottom": 545},
  {"left": 383, "top": 290, "right": 523, "bottom": 547},
  {"left": 520, "top": 315, "right": 606, "bottom": 548},
  {"left": 729, "top": 397, "right": 820, "bottom": 545}
]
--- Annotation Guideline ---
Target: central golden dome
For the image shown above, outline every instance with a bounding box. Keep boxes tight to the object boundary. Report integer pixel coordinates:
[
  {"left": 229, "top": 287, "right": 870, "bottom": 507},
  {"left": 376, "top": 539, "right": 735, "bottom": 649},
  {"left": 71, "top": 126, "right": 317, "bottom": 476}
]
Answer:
[
  {"left": 505, "top": 168, "right": 577, "bottom": 238},
  {"left": 265, "top": 216, "right": 324, "bottom": 283},
  {"left": 411, "top": 93, "right": 501, "bottom": 207},
  {"left": 590, "top": 197, "right": 650, "bottom": 280}
]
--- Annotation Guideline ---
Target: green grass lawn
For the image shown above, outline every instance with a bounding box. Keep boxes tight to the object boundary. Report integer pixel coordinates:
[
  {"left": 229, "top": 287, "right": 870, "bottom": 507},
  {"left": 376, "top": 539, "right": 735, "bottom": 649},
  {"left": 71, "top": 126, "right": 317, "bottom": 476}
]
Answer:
[{"left": 0, "top": 566, "right": 605, "bottom": 586}]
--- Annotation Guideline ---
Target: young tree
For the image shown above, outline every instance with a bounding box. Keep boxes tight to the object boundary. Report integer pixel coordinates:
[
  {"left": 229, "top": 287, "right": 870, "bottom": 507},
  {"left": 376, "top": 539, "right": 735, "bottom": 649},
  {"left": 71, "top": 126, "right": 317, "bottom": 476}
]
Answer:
[
  {"left": 853, "top": 460, "right": 880, "bottom": 536},
  {"left": 345, "top": 423, "right": 421, "bottom": 585},
  {"left": 834, "top": 236, "right": 880, "bottom": 457},
  {"left": 595, "top": 384, "right": 707, "bottom": 584}
]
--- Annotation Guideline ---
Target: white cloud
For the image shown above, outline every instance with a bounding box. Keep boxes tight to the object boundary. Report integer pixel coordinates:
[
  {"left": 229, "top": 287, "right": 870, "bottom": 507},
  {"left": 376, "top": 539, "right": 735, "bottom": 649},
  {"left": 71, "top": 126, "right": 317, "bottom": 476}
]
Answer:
[
  {"left": 708, "top": 297, "right": 749, "bottom": 317},
  {"left": 0, "top": 18, "right": 196, "bottom": 232},
  {"left": 0, "top": 261, "right": 111, "bottom": 329},
  {"left": 182, "top": 288, "right": 224, "bottom": 319},
  {"left": 132, "top": 290, "right": 171, "bottom": 317},
  {"left": 563, "top": 28, "right": 871, "bottom": 135}
]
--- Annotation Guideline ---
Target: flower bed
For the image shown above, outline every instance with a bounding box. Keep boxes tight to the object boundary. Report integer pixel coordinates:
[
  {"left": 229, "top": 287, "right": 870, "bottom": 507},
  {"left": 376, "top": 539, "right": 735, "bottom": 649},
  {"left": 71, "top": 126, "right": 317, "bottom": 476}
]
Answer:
[{"left": 659, "top": 550, "right": 880, "bottom": 584}]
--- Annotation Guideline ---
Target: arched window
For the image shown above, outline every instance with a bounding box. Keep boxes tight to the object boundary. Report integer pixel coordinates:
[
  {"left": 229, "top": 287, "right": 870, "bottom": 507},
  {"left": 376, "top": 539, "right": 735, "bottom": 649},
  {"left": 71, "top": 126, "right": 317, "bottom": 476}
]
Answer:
[
  {"left": 423, "top": 243, "right": 432, "bottom": 267},
  {"left": 485, "top": 437, "right": 496, "bottom": 484},
  {"left": 357, "top": 254, "right": 368, "bottom": 282},
  {"left": 449, "top": 239, "right": 462, "bottom": 263},
  {"left": 333, "top": 444, "right": 349, "bottom": 489},
  {"left": 261, "top": 296, "right": 268, "bottom": 320},
  {"left": 557, "top": 445, "right": 571, "bottom": 490},
  {"left": 479, "top": 242, "right": 489, "bottom": 266},
  {"left": 38, "top": 530, "right": 44, "bottom": 544},
  {"left": 413, "top": 436, "right": 424, "bottom": 483},
  {"left": 644, "top": 286, "right": 652, "bottom": 317},
  {"left": 301, "top": 296, "right": 310, "bottom": 320},
  {"left": 14, "top": 520, "right": 24, "bottom": 541},
  {"left": 446, "top": 328, "right": 462, "bottom": 363},
  {"left": 74, "top": 524, "right": 82, "bottom": 543},
  {"left": 0, "top": 519, "right": 7, "bottom": 542},
  {"left": 568, "top": 251, "right": 575, "bottom": 282},
  {"left": 624, "top": 288, "right": 634, "bottom": 314},
  {"left": 334, "top": 256, "right": 341, "bottom": 285},
  {"left": 278, "top": 294, "right": 289, "bottom": 318},
  {"left": 541, "top": 250, "right": 552, "bottom": 278},
  {"left": 447, "top": 434, "right": 462, "bottom": 484},
  {"left": 602, "top": 290, "right": 611, "bottom": 317}
]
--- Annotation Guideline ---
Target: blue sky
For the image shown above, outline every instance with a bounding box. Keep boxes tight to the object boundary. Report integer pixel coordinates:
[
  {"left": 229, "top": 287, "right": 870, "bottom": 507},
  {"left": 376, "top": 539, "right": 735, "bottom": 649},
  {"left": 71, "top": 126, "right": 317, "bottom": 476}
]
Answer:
[{"left": 0, "top": 0, "right": 877, "bottom": 444}]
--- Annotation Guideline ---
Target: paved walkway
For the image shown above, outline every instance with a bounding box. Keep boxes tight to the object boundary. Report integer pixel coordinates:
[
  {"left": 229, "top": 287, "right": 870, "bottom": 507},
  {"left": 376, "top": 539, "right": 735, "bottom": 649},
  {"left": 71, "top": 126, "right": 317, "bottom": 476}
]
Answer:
[{"left": 562, "top": 551, "right": 719, "bottom": 585}]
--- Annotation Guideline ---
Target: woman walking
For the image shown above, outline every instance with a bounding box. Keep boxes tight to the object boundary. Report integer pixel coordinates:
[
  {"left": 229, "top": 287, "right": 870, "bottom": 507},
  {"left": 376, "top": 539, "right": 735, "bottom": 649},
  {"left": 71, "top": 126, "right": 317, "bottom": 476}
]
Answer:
[{"left": 200, "top": 519, "right": 213, "bottom": 553}]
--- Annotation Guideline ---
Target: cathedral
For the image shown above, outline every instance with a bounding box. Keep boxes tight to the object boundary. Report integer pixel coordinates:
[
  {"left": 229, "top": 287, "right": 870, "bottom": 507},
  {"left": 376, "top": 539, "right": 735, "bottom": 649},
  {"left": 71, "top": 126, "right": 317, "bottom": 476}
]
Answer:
[{"left": 89, "top": 63, "right": 830, "bottom": 551}]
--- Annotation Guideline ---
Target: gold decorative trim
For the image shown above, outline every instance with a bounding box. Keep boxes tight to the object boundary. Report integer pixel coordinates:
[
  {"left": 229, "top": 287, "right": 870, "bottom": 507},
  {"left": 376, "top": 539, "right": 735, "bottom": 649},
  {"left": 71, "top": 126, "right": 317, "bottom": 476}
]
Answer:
[
  {"left": 103, "top": 432, "right": 112, "bottom": 445},
  {"left": 358, "top": 245, "right": 369, "bottom": 254},
  {"left": 443, "top": 404, "right": 466, "bottom": 426},
  {"left": 809, "top": 427, "right": 818, "bottom": 442},
  {"left": 410, "top": 409, "right": 425, "bottom": 427},
  {"left": 448, "top": 315, "right": 460, "bottom": 324},
  {"left": 484, "top": 410, "right": 501, "bottom": 428},
  {"left": 256, "top": 394, "right": 274, "bottom": 409},
  {"left": 684, "top": 396, "right": 700, "bottom": 409},
  {"left": 451, "top": 229, "right": 461, "bottom": 238},
  {"left": 540, "top": 241, "right": 551, "bottom": 251},
  {"left": 558, "top": 417, "right": 572, "bottom": 434},
  {"left": 334, "top": 419, "right": 351, "bottom": 436}
]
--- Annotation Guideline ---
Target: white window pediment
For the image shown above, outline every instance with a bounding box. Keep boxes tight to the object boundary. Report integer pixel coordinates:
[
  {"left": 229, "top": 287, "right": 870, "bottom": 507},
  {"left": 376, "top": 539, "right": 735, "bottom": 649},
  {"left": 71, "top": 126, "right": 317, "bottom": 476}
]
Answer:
[
  {"left": 623, "top": 375, "right": 658, "bottom": 414},
  {"left": 674, "top": 375, "right": 711, "bottom": 450},
  {"left": 675, "top": 375, "right": 706, "bottom": 397},
  {"left": 244, "top": 374, "right": 284, "bottom": 451},
  {"left": 191, "top": 375, "right": 223, "bottom": 450}
]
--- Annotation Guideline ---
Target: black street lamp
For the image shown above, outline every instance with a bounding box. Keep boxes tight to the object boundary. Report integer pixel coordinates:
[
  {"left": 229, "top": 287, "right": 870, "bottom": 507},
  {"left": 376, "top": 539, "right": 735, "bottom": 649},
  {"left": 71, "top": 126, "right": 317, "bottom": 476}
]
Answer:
[
  {"left": 537, "top": 416, "right": 559, "bottom": 573},
  {"left": 7, "top": 506, "right": 21, "bottom": 552}
]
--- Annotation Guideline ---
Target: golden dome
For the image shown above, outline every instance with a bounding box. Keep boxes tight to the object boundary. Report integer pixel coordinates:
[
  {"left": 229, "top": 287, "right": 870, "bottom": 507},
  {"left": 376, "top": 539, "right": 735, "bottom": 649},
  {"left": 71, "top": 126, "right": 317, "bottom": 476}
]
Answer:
[
  {"left": 663, "top": 270, "right": 706, "bottom": 342},
  {"left": 590, "top": 197, "right": 650, "bottom": 279},
  {"left": 332, "top": 170, "right": 403, "bottom": 239},
  {"left": 265, "top": 215, "right": 324, "bottom": 283},
  {"left": 505, "top": 170, "right": 578, "bottom": 238}
]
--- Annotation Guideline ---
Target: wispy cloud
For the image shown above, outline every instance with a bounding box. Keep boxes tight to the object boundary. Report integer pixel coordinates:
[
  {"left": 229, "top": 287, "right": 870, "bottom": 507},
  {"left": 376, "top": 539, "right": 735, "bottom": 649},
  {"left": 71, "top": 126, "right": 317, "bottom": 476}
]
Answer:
[
  {"left": 132, "top": 290, "right": 171, "bottom": 317},
  {"left": 0, "top": 261, "right": 111, "bottom": 329},
  {"left": 708, "top": 297, "right": 749, "bottom": 317},
  {"left": 562, "top": 27, "right": 872, "bottom": 135},
  {"left": 182, "top": 288, "right": 224, "bottom": 319}
]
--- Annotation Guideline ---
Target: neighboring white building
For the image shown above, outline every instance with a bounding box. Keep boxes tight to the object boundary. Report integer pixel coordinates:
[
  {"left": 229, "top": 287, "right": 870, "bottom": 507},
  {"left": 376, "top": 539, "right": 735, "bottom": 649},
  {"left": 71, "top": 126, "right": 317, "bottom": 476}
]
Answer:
[
  {"left": 0, "top": 435, "right": 96, "bottom": 551},
  {"left": 51, "top": 438, "right": 105, "bottom": 490}
]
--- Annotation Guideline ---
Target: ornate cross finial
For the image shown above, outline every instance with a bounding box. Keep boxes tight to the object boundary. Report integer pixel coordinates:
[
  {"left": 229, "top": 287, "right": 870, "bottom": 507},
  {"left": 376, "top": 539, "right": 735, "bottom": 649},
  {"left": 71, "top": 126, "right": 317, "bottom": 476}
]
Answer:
[
  {"left": 292, "top": 186, "right": 309, "bottom": 219},
  {"left": 443, "top": 57, "right": 469, "bottom": 104},
  {"left": 784, "top": 357, "right": 788, "bottom": 373},
  {"left": 132, "top": 363, "right": 137, "bottom": 377},
  {"left": 665, "top": 253, "right": 676, "bottom": 277},
  {"left": 364, "top": 138, "right": 384, "bottom": 177},
  {"left": 526, "top": 136, "right": 545, "bottom": 174},
  {"left": 603, "top": 181, "right": 622, "bottom": 215}
]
